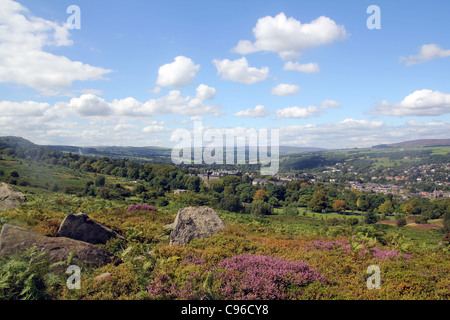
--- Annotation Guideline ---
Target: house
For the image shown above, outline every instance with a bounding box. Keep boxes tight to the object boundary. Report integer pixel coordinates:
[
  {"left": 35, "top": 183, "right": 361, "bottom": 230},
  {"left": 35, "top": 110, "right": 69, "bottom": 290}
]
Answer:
[{"left": 252, "top": 178, "right": 268, "bottom": 186}]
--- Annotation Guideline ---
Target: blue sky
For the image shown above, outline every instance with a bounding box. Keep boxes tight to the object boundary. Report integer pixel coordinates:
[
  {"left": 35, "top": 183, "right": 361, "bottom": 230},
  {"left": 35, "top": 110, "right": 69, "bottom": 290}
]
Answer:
[{"left": 1, "top": 0, "right": 450, "bottom": 148}]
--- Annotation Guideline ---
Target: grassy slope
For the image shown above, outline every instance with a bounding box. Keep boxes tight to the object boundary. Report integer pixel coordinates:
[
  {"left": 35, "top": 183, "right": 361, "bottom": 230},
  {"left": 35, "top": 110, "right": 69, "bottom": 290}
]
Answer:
[{"left": 0, "top": 155, "right": 449, "bottom": 300}]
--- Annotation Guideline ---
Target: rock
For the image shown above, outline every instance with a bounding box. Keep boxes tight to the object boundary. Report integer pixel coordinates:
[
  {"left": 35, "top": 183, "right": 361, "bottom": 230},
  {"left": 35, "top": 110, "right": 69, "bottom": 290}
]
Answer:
[
  {"left": 0, "top": 224, "right": 119, "bottom": 270},
  {"left": 169, "top": 206, "right": 226, "bottom": 246},
  {"left": 57, "top": 213, "right": 125, "bottom": 244},
  {"left": 0, "top": 182, "right": 26, "bottom": 211}
]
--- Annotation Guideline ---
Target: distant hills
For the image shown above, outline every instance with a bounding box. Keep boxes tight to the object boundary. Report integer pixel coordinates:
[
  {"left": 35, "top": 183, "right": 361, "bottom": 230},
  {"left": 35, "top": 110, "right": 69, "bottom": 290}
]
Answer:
[
  {"left": 2, "top": 136, "right": 449, "bottom": 165},
  {"left": 1, "top": 136, "right": 328, "bottom": 165},
  {"left": 372, "top": 139, "right": 450, "bottom": 149}
]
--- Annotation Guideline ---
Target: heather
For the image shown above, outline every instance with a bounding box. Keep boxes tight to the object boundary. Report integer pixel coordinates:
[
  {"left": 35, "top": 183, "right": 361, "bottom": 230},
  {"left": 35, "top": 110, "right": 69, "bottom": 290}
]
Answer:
[
  {"left": 127, "top": 204, "right": 158, "bottom": 212},
  {"left": 147, "top": 254, "right": 327, "bottom": 300}
]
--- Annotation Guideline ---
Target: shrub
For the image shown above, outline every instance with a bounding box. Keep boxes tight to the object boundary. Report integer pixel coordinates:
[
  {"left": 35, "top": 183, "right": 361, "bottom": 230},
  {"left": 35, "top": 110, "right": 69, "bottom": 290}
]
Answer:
[
  {"left": 155, "top": 197, "right": 169, "bottom": 207},
  {"left": 9, "top": 170, "right": 19, "bottom": 178},
  {"left": 307, "top": 239, "right": 350, "bottom": 254},
  {"left": 174, "top": 191, "right": 218, "bottom": 207},
  {"left": 326, "top": 217, "right": 345, "bottom": 226},
  {"left": 396, "top": 217, "right": 407, "bottom": 227},
  {"left": 346, "top": 217, "right": 360, "bottom": 226},
  {"left": 371, "top": 247, "right": 411, "bottom": 260},
  {"left": 282, "top": 204, "right": 298, "bottom": 216},
  {"left": 146, "top": 254, "right": 327, "bottom": 300},
  {"left": 94, "top": 176, "right": 106, "bottom": 187},
  {"left": 213, "top": 254, "right": 327, "bottom": 300},
  {"left": 364, "top": 210, "right": 378, "bottom": 224},
  {"left": 220, "top": 194, "right": 243, "bottom": 213},
  {"left": 245, "top": 200, "right": 273, "bottom": 217},
  {"left": 127, "top": 204, "right": 158, "bottom": 212}
]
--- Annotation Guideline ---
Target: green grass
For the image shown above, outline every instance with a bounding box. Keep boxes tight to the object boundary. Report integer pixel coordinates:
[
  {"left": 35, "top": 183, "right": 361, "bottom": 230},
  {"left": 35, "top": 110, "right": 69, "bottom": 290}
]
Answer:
[{"left": 0, "top": 157, "right": 135, "bottom": 197}]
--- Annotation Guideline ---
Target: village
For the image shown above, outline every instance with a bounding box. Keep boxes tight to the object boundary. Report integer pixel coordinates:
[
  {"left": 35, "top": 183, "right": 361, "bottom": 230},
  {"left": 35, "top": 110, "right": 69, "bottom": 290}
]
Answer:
[{"left": 182, "top": 161, "right": 450, "bottom": 200}]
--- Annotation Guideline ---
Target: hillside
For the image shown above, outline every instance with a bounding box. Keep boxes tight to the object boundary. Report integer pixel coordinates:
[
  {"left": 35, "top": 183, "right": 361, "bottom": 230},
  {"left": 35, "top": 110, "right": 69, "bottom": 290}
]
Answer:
[
  {"left": 373, "top": 139, "right": 450, "bottom": 149},
  {"left": 0, "top": 135, "right": 450, "bottom": 302}
]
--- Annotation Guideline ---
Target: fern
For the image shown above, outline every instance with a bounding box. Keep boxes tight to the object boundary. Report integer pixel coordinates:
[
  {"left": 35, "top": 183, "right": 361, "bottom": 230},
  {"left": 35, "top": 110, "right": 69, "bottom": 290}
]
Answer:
[{"left": 0, "top": 246, "right": 66, "bottom": 300}]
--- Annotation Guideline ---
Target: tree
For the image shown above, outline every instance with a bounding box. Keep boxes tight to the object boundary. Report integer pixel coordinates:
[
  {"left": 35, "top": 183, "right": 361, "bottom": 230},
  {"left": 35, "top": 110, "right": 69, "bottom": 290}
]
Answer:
[
  {"left": 332, "top": 200, "right": 347, "bottom": 213},
  {"left": 220, "top": 194, "right": 243, "bottom": 213},
  {"left": 236, "top": 184, "right": 255, "bottom": 203},
  {"left": 378, "top": 200, "right": 394, "bottom": 215},
  {"left": 364, "top": 210, "right": 378, "bottom": 224},
  {"left": 246, "top": 200, "right": 273, "bottom": 217},
  {"left": 187, "top": 176, "right": 201, "bottom": 193},
  {"left": 94, "top": 176, "right": 105, "bottom": 187},
  {"left": 283, "top": 203, "right": 298, "bottom": 216},
  {"left": 307, "top": 189, "right": 328, "bottom": 212},
  {"left": 268, "top": 197, "right": 280, "bottom": 207},
  {"left": 357, "top": 197, "right": 369, "bottom": 212},
  {"left": 253, "top": 189, "right": 267, "bottom": 202},
  {"left": 98, "top": 187, "right": 110, "bottom": 199},
  {"left": 443, "top": 210, "right": 450, "bottom": 233}
]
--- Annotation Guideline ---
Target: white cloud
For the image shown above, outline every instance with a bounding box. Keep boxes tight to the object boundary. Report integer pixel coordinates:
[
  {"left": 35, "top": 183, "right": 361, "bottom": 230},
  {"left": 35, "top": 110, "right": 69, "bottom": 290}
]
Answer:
[
  {"left": 233, "top": 105, "right": 270, "bottom": 118},
  {"left": 0, "top": 100, "right": 50, "bottom": 117},
  {"left": 0, "top": 0, "right": 111, "bottom": 94},
  {"left": 156, "top": 56, "right": 200, "bottom": 87},
  {"left": 116, "top": 86, "right": 220, "bottom": 117},
  {"left": 320, "top": 99, "right": 341, "bottom": 109},
  {"left": 400, "top": 43, "right": 450, "bottom": 66},
  {"left": 4, "top": 83, "right": 221, "bottom": 120},
  {"left": 283, "top": 61, "right": 320, "bottom": 74},
  {"left": 150, "top": 86, "right": 162, "bottom": 94},
  {"left": 276, "top": 106, "right": 321, "bottom": 119},
  {"left": 114, "top": 123, "right": 135, "bottom": 132},
  {"left": 213, "top": 57, "right": 269, "bottom": 84},
  {"left": 371, "top": 89, "right": 450, "bottom": 116},
  {"left": 232, "top": 12, "right": 348, "bottom": 60},
  {"left": 275, "top": 100, "right": 340, "bottom": 119},
  {"left": 270, "top": 83, "right": 301, "bottom": 96},
  {"left": 337, "top": 118, "right": 384, "bottom": 129},
  {"left": 278, "top": 119, "right": 450, "bottom": 149},
  {"left": 69, "top": 94, "right": 113, "bottom": 117},
  {"left": 195, "top": 84, "right": 216, "bottom": 100},
  {"left": 142, "top": 125, "right": 170, "bottom": 133}
]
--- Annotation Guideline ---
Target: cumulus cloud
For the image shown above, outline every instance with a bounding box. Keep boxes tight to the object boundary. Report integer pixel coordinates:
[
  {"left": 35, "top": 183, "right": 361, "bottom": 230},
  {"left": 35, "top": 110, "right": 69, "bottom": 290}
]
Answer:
[
  {"left": 400, "top": 43, "right": 450, "bottom": 66},
  {"left": 2, "top": 83, "right": 221, "bottom": 120},
  {"left": 232, "top": 12, "right": 348, "bottom": 60},
  {"left": 195, "top": 84, "right": 216, "bottom": 100},
  {"left": 233, "top": 105, "right": 270, "bottom": 118},
  {"left": 275, "top": 106, "right": 321, "bottom": 119},
  {"left": 270, "top": 83, "right": 301, "bottom": 96},
  {"left": 69, "top": 94, "right": 113, "bottom": 117},
  {"left": 0, "top": 100, "right": 50, "bottom": 117},
  {"left": 115, "top": 85, "right": 220, "bottom": 117},
  {"left": 275, "top": 99, "right": 341, "bottom": 119},
  {"left": 213, "top": 57, "right": 269, "bottom": 84},
  {"left": 0, "top": 0, "right": 111, "bottom": 94},
  {"left": 371, "top": 89, "right": 450, "bottom": 116},
  {"left": 283, "top": 61, "right": 320, "bottom": 74},
  {"left": 156, "top": 56, "right": 200, "bottom": 87}
]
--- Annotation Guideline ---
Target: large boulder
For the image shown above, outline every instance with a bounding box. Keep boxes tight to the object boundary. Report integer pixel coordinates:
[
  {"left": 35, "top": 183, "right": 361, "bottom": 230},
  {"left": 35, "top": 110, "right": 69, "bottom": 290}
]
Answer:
[
  {"left": 169, "top": 206, "right": 226, "bottom": 246},
  {"left": 57, "top": 213, "right": 125, "bottom": 244},
  {"left": 0, "top": 224, "right": 119, "bottom": 269},
  {"left": 0, "top": 182, "right": 26, "bottom": 211}
]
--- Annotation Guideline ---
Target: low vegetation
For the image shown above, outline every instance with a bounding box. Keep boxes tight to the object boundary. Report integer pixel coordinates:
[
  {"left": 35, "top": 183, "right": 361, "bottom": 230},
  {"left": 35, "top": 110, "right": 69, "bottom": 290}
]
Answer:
[{"left": 0, "top": 136, "right": 449, "bottom": 300}]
